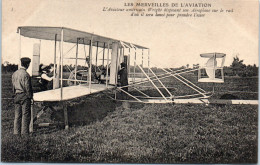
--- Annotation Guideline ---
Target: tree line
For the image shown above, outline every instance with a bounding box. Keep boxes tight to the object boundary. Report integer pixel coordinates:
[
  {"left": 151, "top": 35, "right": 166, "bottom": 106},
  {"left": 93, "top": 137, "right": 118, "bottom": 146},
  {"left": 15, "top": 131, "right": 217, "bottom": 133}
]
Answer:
[{"left": 225, "top": 56, "right": 258, "bottom": 77}]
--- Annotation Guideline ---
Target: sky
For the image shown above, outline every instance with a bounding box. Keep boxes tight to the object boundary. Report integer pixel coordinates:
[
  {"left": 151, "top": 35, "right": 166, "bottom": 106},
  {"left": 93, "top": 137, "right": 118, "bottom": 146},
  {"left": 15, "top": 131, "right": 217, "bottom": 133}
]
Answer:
[{"left": 2, "top": 0, "right": 259, "bottom": 70}]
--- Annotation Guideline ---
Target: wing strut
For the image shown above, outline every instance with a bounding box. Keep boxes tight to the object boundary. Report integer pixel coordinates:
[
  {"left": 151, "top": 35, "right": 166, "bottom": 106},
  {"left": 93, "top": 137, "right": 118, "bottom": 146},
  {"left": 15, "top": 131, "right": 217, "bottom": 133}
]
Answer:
[
  {"left": 60, "top": 28, "right": 64, "bottom": 100},
  {"left": 95, "top": 41, "right": 99, "bottom": 72},
  {"left": 106, "top": 41, "right": 110, "bottom": 87},
  {"left": 88, "top": 38, "right": 93, "bottom": 93},
  {"left": 53, "top": 34, "right": 57, "bottom": 89},
  {"left": 102, "top": 43, "right": 106, "bottom": 66},
  {"left": 149, "top": 68, "right": 173, "bottom": 98},
  {"left": 137, "top": 65, "right": 168, "bottom": 101},
  {"left": 74, "top": 38, "right": 79, "bottom": 85}
]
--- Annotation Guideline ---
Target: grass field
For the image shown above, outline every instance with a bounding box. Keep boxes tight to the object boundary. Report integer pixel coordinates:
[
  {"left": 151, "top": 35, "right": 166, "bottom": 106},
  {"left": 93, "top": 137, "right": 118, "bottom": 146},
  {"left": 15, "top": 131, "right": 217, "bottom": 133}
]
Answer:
[{"left": 1, "top": 73, "right": 258, "bottom": 163}]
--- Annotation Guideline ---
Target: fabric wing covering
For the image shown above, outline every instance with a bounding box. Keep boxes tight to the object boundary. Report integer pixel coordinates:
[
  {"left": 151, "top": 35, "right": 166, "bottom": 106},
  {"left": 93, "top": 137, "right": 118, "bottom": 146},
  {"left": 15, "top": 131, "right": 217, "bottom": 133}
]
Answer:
[
  {"left": 200, "top": 53, "right": 226, "bottom": 58},
  {"left": 18, "top": 26, "right": 148, "bottom": 49}
]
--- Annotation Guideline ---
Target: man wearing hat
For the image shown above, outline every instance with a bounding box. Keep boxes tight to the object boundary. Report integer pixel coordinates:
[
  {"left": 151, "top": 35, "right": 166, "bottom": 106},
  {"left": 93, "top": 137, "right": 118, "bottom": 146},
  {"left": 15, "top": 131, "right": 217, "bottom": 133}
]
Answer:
[
  {"left": 118, "top": 62, "right": 128, "bottom": 96},
  {"left": 12, "top": 57, "right": 33, "bottom": 135}
]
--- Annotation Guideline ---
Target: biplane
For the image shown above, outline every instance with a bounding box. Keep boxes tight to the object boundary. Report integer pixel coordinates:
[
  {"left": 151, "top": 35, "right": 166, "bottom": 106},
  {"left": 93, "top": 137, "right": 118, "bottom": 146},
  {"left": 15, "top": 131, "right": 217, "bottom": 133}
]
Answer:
[{"left": 16, "top": 26, "right": 258, "bottom": 131}]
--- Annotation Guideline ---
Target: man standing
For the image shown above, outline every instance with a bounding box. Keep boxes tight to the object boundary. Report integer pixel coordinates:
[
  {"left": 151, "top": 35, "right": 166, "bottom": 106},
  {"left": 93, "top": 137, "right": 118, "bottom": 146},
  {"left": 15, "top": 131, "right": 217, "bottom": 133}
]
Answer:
[
  {"left": 118, "top": 62, "right": 128, "bottom": 93},
  {"left": 118, "top": 62, "right": 129, "bottom": 103},
  {"left": 12, "top": 57, "right": 33, "bottom": 135}
]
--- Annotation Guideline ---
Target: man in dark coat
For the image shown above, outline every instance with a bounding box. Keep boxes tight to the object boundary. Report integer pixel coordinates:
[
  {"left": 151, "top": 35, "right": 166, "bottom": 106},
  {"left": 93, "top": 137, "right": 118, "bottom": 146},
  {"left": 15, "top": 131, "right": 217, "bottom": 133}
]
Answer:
[
  {"left": 118, "top": 62, "right": 128, "bottom": 93},
  {"left": 12, "top": 57, "right": 33, "bottom": 135}
]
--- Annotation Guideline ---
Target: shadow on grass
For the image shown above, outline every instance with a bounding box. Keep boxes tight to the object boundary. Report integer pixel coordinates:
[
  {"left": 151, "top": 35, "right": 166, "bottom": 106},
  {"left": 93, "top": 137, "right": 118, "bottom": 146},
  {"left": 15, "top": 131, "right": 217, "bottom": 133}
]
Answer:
[
  {"left": 49, "top": 95, "right": 117, "bottom": 127},
  {"left": 219, "top": 94, "right": 239, "bottom": 99},
  {"left": 48, "top": 92, "right": 145, "bottom": 129}
]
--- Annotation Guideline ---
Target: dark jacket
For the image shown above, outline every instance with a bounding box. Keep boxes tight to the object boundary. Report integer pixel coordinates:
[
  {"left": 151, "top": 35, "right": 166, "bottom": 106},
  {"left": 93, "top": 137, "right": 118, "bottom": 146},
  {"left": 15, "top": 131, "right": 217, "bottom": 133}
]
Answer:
[
  {"left": 118, "top": 67, "right": 128, "bottom": 86},
  {"left": 39, "top": 72, "right": 49, "bottom": 91}
]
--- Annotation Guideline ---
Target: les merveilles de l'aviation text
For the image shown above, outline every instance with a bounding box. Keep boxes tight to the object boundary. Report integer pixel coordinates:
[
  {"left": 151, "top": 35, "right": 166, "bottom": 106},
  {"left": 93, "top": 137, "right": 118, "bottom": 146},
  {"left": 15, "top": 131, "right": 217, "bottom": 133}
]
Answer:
[
  {"left": 103, "top": 2, "right": 212, "bottom": 12},
  {"left": 124, "top": 2, "right": 212, "bottom": 8}
]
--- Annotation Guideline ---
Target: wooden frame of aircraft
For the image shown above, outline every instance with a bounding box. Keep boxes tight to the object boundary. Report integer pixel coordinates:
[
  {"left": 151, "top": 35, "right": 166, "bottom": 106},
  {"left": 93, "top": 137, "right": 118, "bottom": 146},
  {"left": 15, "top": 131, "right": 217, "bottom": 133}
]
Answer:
[
  {"left": 18, "top": 26, "right": 149, "bottom": 101},
  {"left": 17, "top": 26, "right": 258, "bottom": 132}
]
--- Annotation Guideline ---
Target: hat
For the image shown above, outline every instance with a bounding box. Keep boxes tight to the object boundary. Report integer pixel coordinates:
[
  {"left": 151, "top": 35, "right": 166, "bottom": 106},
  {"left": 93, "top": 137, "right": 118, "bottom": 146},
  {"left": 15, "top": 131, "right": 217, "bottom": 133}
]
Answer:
[
  {"left": 20, "top": 57, "right": 31, "bottom": 63},
  {"left": 120, "top": 62, "right": 126, "bottom": 67}
]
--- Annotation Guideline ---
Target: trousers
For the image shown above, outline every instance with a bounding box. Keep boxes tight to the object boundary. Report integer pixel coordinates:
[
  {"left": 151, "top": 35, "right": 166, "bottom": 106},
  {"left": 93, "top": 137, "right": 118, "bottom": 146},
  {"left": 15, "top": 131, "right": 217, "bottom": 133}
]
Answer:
[
  {"left": 14, "top": 94, "right": 31, "bottom": 135},
  {"left": 120, "top": 86, "right": 128, "bottom": 100}
]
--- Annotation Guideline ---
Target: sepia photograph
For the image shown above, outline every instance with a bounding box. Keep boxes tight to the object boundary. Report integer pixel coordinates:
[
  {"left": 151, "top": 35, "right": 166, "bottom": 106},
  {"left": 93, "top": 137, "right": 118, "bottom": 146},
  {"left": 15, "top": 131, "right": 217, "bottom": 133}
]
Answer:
[{"left": 1, "top": 0, "right": 259, "bottom": 163}]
